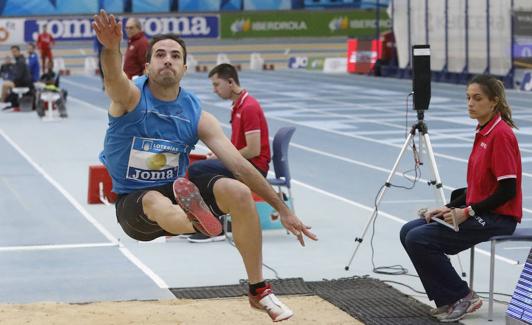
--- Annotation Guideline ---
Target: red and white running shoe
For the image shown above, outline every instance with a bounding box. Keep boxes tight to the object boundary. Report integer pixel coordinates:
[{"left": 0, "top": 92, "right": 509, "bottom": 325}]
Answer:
[
  {"left": 172, "top": 178, "right": 222, "bottom": 237},
  {"left": 248, "top": 284, "right": 294, "bottom": 322}
]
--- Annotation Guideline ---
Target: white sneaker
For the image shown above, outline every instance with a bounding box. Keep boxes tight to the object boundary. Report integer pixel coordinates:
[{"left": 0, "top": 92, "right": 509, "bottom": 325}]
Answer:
[
  {"left": 187, "top": 232, "right": 225, "bottom": 243},
  {"left": 429, "top": 304, "right": 449, "bottom": 319},
  {"left": 248, "top": 284, "right": 294, "bottom": 322},
  {"left": 0, "top": 102, "right": 12, "bottom": 110},
  {"left": 175, "top": 233, "right": 194, "bottom": 239},
  {"left": 439, "top": 291, "right": 482, "bottom": 323}
]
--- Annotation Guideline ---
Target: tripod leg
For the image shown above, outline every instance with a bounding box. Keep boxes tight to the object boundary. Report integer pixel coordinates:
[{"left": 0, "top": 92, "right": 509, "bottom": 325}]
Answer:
[
  {"left": 421, "top": 133, "right": 467, "bottom": 277},
  {"left": 421, "top": 133, "right": 446, "bottom": 205},
  {"left": 345, "top": 133, "right": 415, "bottom": 271},
  {"left": 421, "top": 134, "right": 456, "bottom": 230}
]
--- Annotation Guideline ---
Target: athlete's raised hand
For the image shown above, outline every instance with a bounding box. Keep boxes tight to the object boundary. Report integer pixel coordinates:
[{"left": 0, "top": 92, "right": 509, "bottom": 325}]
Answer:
[{"left": 92, "top": 10, "right": 122, "bottom": 51}]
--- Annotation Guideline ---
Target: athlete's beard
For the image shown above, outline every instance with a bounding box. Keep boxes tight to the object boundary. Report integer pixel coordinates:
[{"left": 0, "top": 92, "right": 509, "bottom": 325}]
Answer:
[
  {"left": 156, "top": 75, "right": 178, "bottom": 87},
  {"left": 151, "top": 68, "right": 180, "bottom": 88}
]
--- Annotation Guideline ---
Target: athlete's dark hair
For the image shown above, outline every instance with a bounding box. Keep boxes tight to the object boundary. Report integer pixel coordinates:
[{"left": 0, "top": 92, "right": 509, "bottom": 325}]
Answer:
[
  {"left": 208, "top": 63, "right": 240, "bottom": 86},
  {"left": 146, "top": 34, "right": 187, "bottom": 65}
]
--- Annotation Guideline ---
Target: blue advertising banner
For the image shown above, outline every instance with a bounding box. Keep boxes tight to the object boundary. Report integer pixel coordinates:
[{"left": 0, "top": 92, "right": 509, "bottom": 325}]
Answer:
[
  {"left": 24, "top": 15, "right": 220, "bottom": 42},
  {"left": 179, "top": 0, "right": 242, "bottom": 12},
  {"left": 288, "top": 56, "right": 308, "bottom": 69},
  {"left": 303, "top": 0, "right": 389, "bottom": 9},
  {"left": 514, "top": 43, "right": 532, "bottom": 69},
  {"left": 133, "top": 0, "right": 170, "bottom": 13},
  {"left": 0, "top": 0, "right": 388, "bottom": 17},
  {"left": 2, "top": 0, "right": 98, "bottom": 16},
  {"left": 140, "top": 15, "right": 219, "bottom": 38},
  {"left": 25, "top": 19, "right": 94, "bottom": 42},
  {"left": 103, "top": 0, "right": 125, "bottom": 13},
  {"left": 243, "top": 0, "right": 291, "bottom": 10},
  {"left": 515, "top": 44, "right": 532, "bottom": 59}
]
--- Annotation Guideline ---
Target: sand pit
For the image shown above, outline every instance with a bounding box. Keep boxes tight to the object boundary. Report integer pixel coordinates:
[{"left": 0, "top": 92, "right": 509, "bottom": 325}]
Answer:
[{"left": 0, "top": 295, "right": 362, "bottom": 325}]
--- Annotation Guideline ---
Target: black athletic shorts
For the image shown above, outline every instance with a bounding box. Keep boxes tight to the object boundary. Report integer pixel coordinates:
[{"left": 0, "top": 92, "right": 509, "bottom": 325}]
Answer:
[{"left": 115, "top": 174, "right": 226, "bottom": 241}]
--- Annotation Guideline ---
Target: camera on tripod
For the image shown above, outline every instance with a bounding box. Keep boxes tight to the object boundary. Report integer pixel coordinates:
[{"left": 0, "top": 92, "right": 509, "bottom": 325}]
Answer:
[
  {"left": 412, "top": 45, "right": 431, "bottom": 114},
  {"left": 345, "top": 44, "right": 459, "bottom": 271}
]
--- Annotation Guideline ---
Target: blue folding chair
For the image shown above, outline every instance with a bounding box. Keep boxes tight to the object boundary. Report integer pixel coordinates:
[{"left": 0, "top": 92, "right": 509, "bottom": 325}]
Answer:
[
  {"left": 450, "top": 188, "right": 532, "bottom": 320},
  {"left": 520, "top": 72, "right": 532, "bottom": 91},
  {"left": 268, "top": 127, "right": 296, "bottom": 214},
  {"left": 470, "top": 225, "right": 532, "bottom": 321}
]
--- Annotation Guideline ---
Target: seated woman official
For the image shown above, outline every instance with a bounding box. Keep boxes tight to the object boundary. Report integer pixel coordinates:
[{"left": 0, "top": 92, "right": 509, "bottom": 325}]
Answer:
[{"left": 399, "top": 75, "right": 521, "bottom": 323}]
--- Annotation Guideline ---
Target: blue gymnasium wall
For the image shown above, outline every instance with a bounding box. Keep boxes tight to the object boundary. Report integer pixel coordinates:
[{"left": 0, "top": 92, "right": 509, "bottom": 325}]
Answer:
[{"left": 0, "top": 0, "right": 388, "bottom": 16}]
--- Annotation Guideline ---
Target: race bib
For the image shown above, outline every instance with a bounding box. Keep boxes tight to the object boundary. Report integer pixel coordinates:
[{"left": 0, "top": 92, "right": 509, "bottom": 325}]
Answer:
[{"left": 126, "top": 137, "right": 186, "bottom": 182}]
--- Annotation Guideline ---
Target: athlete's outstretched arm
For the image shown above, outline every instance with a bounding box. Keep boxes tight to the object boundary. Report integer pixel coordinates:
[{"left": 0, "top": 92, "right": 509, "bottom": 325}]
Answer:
[
  {"left": 198, "top": 111, "right": 318, "bottom": 246},
  {"left": 92, "top": 10, "right": 140, "bottom": 116}
]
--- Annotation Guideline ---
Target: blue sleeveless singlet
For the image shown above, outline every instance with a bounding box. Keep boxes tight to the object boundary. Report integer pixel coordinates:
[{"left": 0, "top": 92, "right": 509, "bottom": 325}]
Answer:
[{"left": 99, "top": 75, "right": 201, "bottom": 194}]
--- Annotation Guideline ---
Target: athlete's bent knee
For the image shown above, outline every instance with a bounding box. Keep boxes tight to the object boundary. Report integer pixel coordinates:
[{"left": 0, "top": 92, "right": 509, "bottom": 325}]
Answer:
[
  {"left": 214, "top": 179, "right": 252, "bottom": 209},
  {"left": 228, "top": 182, "right": 252, "bottom": 205},
  {"left": 142, "top": 191, "right": 170, "bottom": 219}
]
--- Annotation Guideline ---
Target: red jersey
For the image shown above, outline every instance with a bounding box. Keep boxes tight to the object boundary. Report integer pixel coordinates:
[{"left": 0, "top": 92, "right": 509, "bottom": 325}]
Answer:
[
  {"left": 123, "top": 32, "right": 149, "bottom": 79},
  {"left": 230, "top": 90, "right": 271, "bottom": 174},
  {"left": 466, "top": 114, "right": 522, "bottom": 221},
  {"left": 37, "top": 32, "right": 54, "bottom": 51}
]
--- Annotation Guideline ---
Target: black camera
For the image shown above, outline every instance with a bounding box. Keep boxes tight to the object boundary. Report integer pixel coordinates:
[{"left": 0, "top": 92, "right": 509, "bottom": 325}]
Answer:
[{"left": 412, "top": 45, "right": 431, "bottom": 111}]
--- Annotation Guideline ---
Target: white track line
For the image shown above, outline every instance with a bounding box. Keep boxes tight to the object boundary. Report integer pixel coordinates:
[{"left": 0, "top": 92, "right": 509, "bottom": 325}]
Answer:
[
  {"left": 220, "top": 120, "right": 532, "bottom": 218},
  {"left": 292, "top": 179, "right": 519, "bottom": 265},
  {"left": 62, "top": 78, "right": 104, "bottom": 93},
  {"left": 65, "top": 77, "right": 532, "bottom": 175},
  {"left": 69, "top": 96, "right": 107, "bottom": 113},
  {"left": 0, "top": 242, "right": 117, "bottom": 252},
  {"left": 502, "top": 246, "right": 532, "bottom": 251},
  {"left": 203, "top": 95, "right": 532, "bottom": 178},
  {"left": 0, "top": 128, "right": 169, "bottom": 289},
  {"left": 200, "top": 130, "right": 520, "bottom": 265},
  {"left": 68, "top": 94, "right": 522, "bottom": 265}
]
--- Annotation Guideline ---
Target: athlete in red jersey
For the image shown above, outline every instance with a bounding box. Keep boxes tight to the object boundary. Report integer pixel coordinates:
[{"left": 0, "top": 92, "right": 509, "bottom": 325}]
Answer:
[
  {"left": 189, "top": 63, "right": 271, "bottom": 178},
  {"left": 36, "top": 24, "right": 54, "bottom": 74},
  {"left": 187, "top": 63, "right": 272, "bottom": 243}
]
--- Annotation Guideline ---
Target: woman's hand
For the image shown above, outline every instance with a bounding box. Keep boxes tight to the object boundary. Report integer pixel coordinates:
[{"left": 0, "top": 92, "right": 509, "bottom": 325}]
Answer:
[
  {"left": 423, "top": 207, "right": 451, "bottom": 223},
  {"left": 442, "top": 208, "right": 469, "bottom": 226}
]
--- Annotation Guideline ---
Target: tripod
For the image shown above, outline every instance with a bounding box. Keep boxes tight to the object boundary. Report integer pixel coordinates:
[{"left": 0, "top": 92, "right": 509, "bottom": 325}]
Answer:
[{"left": 345, "top": 110, "right": 463, "bottom": 272}]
